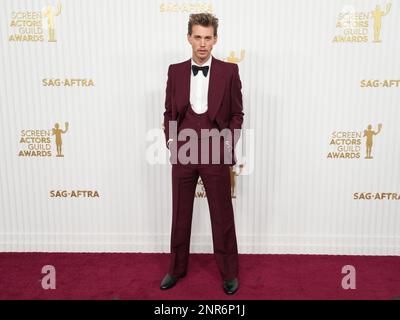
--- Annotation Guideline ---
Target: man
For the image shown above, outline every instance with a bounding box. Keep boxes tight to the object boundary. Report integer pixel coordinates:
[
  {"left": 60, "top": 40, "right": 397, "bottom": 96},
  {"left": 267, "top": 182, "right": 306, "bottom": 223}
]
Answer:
[{"left": 161, "top": 13, "right": 244, "bottom": 295}]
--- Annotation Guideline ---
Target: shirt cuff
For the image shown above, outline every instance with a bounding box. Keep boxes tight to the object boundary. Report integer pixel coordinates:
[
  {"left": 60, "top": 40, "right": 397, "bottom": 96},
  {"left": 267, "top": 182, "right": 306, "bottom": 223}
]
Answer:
[{"left": 167, "top": 139, "right": 173, "bottom": 149}]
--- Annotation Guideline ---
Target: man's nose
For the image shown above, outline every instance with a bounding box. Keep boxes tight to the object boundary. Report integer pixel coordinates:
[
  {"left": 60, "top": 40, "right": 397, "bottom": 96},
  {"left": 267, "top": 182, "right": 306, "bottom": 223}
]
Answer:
[{"left": 200, "top": 39, "right": 205, "bottom": 46}]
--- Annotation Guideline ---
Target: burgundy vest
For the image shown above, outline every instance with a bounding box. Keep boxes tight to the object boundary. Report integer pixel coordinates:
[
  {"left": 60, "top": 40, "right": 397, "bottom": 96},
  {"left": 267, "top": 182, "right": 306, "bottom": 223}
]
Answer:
[
  {"left": 178, "top": 104, "right": 220, "bottom": 140},
  {"left": 175, "top": 105, "right": 233, "bottom": 165}
]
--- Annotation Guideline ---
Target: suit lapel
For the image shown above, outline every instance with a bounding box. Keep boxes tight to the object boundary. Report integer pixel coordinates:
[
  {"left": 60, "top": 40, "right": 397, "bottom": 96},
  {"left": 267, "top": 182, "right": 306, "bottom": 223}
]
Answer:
[
  {"left": 207, "top": 56, "right": 226, "bottom": 122},
  {"left": 176, "top": 56, "right": 225, "bottom": 121},
  {"left": 176, "top": 59, "right": 191, "bottom": 113}
]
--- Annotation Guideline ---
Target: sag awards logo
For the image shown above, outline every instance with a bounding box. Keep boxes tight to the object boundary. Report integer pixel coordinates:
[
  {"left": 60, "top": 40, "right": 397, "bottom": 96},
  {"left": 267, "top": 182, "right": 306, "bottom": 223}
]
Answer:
[
  {"left": 195, "top": 164, "right": 245, "bottom": 199},
  {"left": 360, "top": 79, "right": 400, "bottom": 88},
  {"left": 353, "top": 192, "right": 400, "bottom": 200},
  {"left": 160, "top": 2, "right": 213, "bottom": 13},
  {"left": 50, "top": 190, "right": 100, "bottom": 198},
  {"left": 9, "top": 0, "right": 62, "bottom": 42},
  {"left": 332, "top": 3, "right": 392, "bottom": 43},
  {"left": 18, "top": 122, "right": 69, "bottom": 157},
  {"left": 224, "top": 50, "right": 245, "bottom": 64},
  {"left": 327, "top": 124, "right": 382, "bottom": 159},
  {"left": 42, "top": 78, "right": 95, "bottom": 87}
]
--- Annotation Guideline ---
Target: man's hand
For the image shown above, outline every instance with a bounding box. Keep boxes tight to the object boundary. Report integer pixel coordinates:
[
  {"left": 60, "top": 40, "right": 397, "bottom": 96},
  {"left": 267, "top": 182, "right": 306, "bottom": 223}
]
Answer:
[
  {"left": 224, "top": 140, "right": 233, "bottom": 151},
  {"left": 167, "top": 138, "right": 173, "bottom": 149}
]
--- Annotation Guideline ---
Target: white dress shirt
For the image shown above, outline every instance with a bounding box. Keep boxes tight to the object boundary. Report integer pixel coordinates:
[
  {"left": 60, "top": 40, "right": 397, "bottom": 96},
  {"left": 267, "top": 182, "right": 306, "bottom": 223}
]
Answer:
[
  {"left": 190, "top": 54, "right": 212, "bottom": 114},
  {"left": 167, "top": 55, "right": 212, "bottom": 149}
]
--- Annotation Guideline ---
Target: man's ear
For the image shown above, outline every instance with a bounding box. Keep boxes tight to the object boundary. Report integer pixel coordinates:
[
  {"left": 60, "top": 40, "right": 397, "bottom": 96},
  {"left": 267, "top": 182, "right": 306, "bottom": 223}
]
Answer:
[
  {"left": 214, "top": 36, "right": 218, "bottom": 45},
  {"left": 187, "top": 34, "right": 192, "bottom": 44}
]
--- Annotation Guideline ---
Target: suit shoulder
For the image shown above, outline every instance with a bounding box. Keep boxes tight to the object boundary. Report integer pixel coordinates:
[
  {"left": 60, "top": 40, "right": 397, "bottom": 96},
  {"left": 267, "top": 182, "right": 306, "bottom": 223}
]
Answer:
[
  {"left": 216, "top": 59, "right": 239, "bottom": 74},
  {"left": 167, "top": 60, "right": 189, "bottom": 76},
  {"left": 168, "top": 59, "right": 190, "bottom": 70}
]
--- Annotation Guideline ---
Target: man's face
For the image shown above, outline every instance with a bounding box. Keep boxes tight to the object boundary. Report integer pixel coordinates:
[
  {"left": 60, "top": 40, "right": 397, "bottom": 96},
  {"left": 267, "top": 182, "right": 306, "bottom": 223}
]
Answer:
[{"left": 187, "top": 24, "right": 217, "bottom": 62}]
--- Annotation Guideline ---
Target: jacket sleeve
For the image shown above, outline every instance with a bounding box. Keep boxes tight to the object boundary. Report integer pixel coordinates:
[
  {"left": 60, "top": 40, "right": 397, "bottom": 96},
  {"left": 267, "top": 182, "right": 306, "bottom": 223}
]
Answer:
[
  {"left": 163, "top": 65, "right": 173, "bottom": 148},
  {"left": 229, "top": 63, "right": 244, "bottom": 148}
]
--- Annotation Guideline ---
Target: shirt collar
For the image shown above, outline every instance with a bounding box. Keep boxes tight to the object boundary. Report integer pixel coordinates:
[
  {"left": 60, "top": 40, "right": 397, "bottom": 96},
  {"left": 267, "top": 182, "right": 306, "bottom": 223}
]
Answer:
[{"left": 191, "top": 54, "right": 212, "bottom": 68}]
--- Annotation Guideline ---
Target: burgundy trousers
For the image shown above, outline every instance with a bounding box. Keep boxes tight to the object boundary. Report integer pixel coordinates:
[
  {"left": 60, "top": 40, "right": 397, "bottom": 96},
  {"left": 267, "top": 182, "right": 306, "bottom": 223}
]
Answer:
[{"left": 168, "top": 106, "right": 239, "bottom": 281}]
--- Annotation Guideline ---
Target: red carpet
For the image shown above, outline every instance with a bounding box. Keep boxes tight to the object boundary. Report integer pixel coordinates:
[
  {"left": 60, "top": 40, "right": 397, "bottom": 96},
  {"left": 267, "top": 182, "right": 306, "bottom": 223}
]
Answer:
[{"left": 0, "top": 253, "right": 399, "bottom": 300}]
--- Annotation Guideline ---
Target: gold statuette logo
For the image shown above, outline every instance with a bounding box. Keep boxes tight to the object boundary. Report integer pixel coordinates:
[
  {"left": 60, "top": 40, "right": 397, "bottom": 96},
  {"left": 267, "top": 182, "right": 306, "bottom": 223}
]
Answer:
[
  {"left": 9, "top": 0, "right": 62, "bottom": 43},
  {"left": 230, "top": 164, "right": 244, "bottom": 199},
  {"left": 43, "top": 0, "right": 62, "bottom": 42},
  {"left": 327, "top": 124, "right": 382, "bottom": 160},
  {"left": 332, "top": 3, "right": 392, "bottom": 43},
  {"left": 224, "top": 50, "right": 245, "bottom": 64},
  {"left": 371, "top": 4, "right": 391, "bottom": 42},
  {"left": 19, "top": 122, "right": 69, "bottom": 158},
  {"left": 52, "top": 122, "right": 69, "bottom": 157},
  {"left": 363, "top": 124, "right": 382, "bottom": 159}
]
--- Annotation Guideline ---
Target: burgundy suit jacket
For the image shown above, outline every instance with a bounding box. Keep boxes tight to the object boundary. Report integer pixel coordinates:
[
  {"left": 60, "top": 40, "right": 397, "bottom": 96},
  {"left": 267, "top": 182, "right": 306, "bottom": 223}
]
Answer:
[{"left": 163, "top": 56, "right": 244, "bottom": 165}]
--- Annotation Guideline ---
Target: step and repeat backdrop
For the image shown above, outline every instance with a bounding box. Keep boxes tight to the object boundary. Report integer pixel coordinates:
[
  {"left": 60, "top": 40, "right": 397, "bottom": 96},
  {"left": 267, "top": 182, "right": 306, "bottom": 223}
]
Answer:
[{"left": 0, "top": 0, "right": 399, "bottom": 254}]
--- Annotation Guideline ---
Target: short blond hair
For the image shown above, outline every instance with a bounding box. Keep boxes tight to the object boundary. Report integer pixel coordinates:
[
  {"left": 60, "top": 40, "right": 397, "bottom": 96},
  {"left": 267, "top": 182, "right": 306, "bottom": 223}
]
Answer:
[{"left": 188, "top": 13, "right": 219, "bottom": 37}]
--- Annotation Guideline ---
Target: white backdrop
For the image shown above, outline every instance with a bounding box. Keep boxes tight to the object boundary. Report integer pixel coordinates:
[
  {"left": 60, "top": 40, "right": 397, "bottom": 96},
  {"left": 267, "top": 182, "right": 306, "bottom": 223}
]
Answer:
[{"left": 0, "top": 0, "right": 399, "bottom": 255}]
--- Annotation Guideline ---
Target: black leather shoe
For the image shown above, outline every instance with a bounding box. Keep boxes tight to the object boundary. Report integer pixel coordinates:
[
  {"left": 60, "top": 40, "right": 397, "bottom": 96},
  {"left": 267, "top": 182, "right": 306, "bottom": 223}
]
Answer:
[
  {"left": 160, "top": 273, "right": 185, "bottom": 290},
  {"left": 223, "top": 278, "right": 239, "bottom": 295}
]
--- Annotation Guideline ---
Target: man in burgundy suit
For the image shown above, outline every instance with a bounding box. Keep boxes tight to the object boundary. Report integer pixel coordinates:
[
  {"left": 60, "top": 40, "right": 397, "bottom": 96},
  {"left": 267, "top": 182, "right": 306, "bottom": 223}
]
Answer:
[{"left": 161, "top": 13, "right": 244, "bottom": 295}]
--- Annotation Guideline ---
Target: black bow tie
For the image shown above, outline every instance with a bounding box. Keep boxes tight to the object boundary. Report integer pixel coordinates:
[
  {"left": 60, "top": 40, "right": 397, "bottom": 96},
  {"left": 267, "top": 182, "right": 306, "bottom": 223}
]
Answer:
[{"left": 192, "top": 65, "right": 209, "bottom": 77}]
